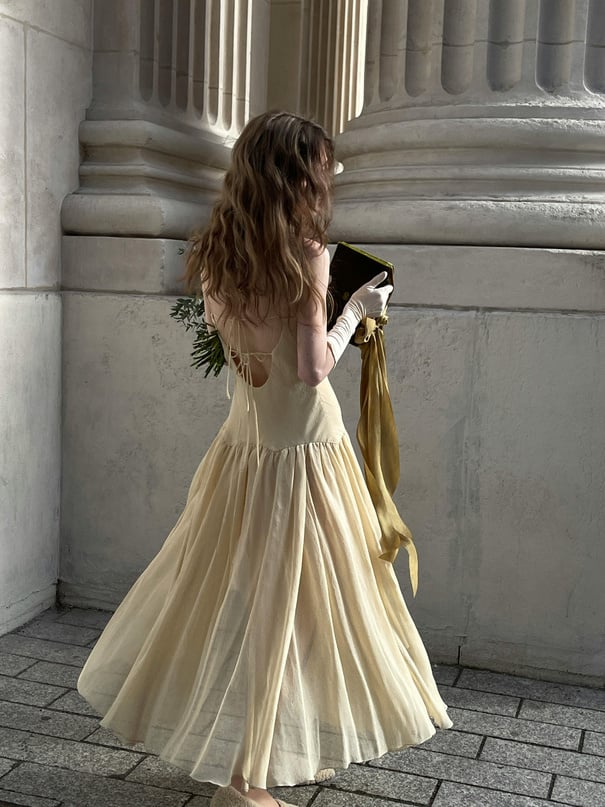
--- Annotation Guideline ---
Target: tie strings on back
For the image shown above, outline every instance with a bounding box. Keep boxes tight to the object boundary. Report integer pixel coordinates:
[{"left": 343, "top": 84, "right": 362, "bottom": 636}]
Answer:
[{"left": 224, "top": 318, "right": 274, "bottom": 467}]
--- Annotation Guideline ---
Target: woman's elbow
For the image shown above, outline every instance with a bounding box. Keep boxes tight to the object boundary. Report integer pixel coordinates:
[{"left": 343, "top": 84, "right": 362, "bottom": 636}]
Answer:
[{"left": 298, "top": 365, "right": 327, "bottom": 387}]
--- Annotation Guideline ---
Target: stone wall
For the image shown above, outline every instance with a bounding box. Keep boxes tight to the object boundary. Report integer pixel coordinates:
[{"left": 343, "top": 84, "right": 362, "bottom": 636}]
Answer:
[
  {"left": 0, "top": 1, "right": 92, "bottom": 632},
  {"left": 334, "top": 245, "right": 605, "bottom": 684},
  {"left": 59, "top": 238, "right": 212, "bottom": 606}
]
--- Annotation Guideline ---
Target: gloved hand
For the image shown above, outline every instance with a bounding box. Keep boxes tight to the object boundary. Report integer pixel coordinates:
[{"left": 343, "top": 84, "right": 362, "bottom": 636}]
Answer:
[{"left": 327, "top": 271, "right": 393, "bottom": 366}]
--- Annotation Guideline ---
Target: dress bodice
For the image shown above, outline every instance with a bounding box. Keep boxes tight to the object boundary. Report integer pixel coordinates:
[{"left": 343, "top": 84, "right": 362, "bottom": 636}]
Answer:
[{"left": 218, "top": 321, "right": 345, "bottom": 451}]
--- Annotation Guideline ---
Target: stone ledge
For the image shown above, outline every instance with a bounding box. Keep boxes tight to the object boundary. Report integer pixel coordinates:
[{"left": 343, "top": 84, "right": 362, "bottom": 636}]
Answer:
[
  {"left": 62, "top": 239, "right": 605, "bottom": 311},
  {"left": 459, "top": 639, "right": 605, "bottom": 689},
  {"left": 62, "top": 194, "right": 211, "bottom": 239},
  {"left": 56, "top": 581, "right": 149, "bottom": 613},
  {"left": 343, "top": 244, "right": 605, "bottom": 312},
  {"left": 0, "top": 585, "right": 57, "bottom": 639},
  {"left": 62, "top": 236, "right": 187, "bottom": 294}
]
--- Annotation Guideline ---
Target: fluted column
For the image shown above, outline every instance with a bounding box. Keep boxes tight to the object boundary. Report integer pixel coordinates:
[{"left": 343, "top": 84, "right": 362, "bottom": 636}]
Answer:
[
  {"left": 299, "top": 0, "right": 367, "bottom": 134},
  {"left": 63, "top": 0, "right": 270, "bottom": 238},
  {"left": 267, "top": 0, "right": 366, "bottom": 136},
  {"left": 332, "top": 0, "right": 605, "bottom": 247}
]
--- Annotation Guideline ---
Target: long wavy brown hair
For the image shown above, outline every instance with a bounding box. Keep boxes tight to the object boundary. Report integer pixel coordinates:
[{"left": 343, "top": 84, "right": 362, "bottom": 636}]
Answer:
[{"left": 182, "top": 110, "right": 335, "bottom": 322}]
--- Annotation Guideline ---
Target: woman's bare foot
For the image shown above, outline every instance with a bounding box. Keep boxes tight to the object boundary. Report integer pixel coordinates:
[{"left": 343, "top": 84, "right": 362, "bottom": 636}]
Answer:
[{"left": 230, "top": 774, "right": 279, "bottom": 806}]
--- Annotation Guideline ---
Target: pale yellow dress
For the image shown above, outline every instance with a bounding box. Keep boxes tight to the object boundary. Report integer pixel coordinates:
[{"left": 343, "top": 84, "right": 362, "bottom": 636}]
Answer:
[{"left": 77, "top": 316, "right": 453, "bottom": 790}]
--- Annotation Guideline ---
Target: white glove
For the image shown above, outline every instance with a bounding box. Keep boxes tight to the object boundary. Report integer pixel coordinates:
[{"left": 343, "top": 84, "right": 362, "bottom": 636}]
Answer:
[{"left": 327, "top": 271, "right": 392, "bottom": 366}]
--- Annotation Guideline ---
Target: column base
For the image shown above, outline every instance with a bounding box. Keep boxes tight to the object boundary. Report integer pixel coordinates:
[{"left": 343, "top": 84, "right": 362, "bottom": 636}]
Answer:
[
  {"left": 330, "top": 198, "right": 605, "bottom": 249},
  {"left": 334, "top": 115, "right": 605, "bottom": 248},
  {"left": 61, "top": 119, "right": 232, "bottom": 239}
]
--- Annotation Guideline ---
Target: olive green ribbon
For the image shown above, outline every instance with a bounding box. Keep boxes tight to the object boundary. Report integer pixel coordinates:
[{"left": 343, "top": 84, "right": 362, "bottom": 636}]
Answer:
[{"left": 353, "top": 315, "right": 419, "bottom": 596}]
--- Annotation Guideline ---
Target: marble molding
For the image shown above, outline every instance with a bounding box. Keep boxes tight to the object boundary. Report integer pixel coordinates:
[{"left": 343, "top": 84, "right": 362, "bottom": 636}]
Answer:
[
  {"left": 63, "top": 0, "right": 270, "bottom": 239},
  {"left": 332, "top": 0, "right": 605, "bottom": 247},
  {"left": 62, "top": 119, "right": 230, "bottom": 238},
  {"left": 268, "top": 0, "right": 367, "bottom": 136}
]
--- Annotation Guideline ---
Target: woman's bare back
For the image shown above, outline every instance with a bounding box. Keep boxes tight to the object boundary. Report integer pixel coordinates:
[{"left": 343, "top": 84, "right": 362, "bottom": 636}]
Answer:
[{"left": 203, "top": 287, "right": 292, "bottom": 388}]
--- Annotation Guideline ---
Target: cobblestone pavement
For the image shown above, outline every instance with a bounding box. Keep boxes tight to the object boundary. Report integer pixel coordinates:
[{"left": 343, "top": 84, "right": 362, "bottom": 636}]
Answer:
[{"left": 0, "top": 605, "right": 603, "bottom": 806}]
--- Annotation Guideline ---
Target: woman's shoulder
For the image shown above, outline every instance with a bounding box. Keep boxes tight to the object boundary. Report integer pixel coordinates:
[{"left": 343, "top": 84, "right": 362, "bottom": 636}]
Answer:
[{"left": 304, "top": 239, "right": 329, "bottom": 260}]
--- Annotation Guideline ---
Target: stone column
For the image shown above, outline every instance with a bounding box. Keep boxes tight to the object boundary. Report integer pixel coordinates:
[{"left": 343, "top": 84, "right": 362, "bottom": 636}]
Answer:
[
  {"left": 267, "top": 0, "right": 367, "bottom": 135},
  {"left": 332, "top": 0, "right": 605, "bottom": 247},
  {"left": 299, "top": 0, "right": 367, "bottom": 134},
  {"left": 62, "top": 0, "right": 270, "bottom": 239}
]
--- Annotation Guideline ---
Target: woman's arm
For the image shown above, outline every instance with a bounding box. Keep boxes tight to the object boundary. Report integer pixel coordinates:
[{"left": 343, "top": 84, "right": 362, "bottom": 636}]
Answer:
[
  {"left": 297, "top": 247, "right": 393, "bottom": 386},
  {"left": 296, "top": 247, "right": 336, "bottom": 387}
]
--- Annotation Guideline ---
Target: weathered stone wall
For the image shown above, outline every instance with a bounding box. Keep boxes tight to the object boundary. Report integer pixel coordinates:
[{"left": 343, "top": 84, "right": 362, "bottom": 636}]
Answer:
[
  {"left": 0, "top": 1, "right": 92, "bottom": 632},
  {"left": 334, "top": 245, "right": 605, "bottom": 684}
]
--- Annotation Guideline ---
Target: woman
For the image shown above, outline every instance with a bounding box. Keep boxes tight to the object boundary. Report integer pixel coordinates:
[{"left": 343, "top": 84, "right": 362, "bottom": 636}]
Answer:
[{"left": 77, "top": 111, "right": 452, "bottom": 807}]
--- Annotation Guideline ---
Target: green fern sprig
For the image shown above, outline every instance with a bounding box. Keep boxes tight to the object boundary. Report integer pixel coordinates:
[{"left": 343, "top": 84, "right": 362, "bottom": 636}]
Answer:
[{"left": 169, "top": 295, "right": 226, "bottom": 378}]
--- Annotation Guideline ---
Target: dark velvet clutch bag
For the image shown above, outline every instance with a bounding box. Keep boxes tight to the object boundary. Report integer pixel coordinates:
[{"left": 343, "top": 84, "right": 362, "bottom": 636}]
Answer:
[{"left": 327, "top": 242, "right": 394, "bottom": 333}]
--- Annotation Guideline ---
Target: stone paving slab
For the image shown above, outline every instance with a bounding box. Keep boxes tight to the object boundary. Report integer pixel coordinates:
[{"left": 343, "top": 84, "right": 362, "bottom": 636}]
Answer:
[
  {"left": 13, "top": 608, "right": 63, "bottom": 624},
  {"left": 56, "top": 607, "right": 113, "bottom": 630},
  {"left": 0, "top": 761, "right": 191, "bottom": 807},
  {"left": 448, "top": 706, "right": 582, "bottom": 750},
  {"left": 0, "top": 725, "right": 144, "bottom": 777},
  {"left": 457, "top": 668, "right": 605, "bottom": 712},
  {"left": 0, "top": 787, "right": 61, "bottom": 806},
  {"left": 415, "top": 727, "right": 482, "bottom": 757},
  {"left": 481, "top": 736, "right": 605, "bottom": 783},
  {"left": 0, "top": 635, "right": 89, "bottom": 667},
  {"left": 313, "top": 790, "right": 409, "bottom": 806},
  {"left": 15, "top": 619, "right": 100, "bottom": 647},
  {"left": 432, "top": 781, "right": 568, "bottom": 806},
  {"left": 583, "top": 730, "right": 605, "bottom": 757},
  {"left": 551, "top": 774, "right": 605, "bottom": 807},
  {"left": 44, "top": 688, "right": 101, "bottom": 717},
  {"left": 432, "top": 664, "right": 460, "bottom": 687},
  {"left": 439, "top": 683, "right": 521, "bottom": 716},
  {"left": 326, "top": 763, "right": 437, "bottom": 803},
  {"left": 268, "top": 784, "right": 317, "bottom": 807},
  {"left": 0, "top": 656, "right": 36, "bottom": 678},
  {"left": 124, "top": 755, "right": 216, "bottom": 796},
  {"left": 519, "top": 700, "right": 605, "bottom": 733},
  {"left": 183, "top": 797, "right": 211, "bottom": 807},
  {"left": 0, "top": 759, "right": 16, "bottom": 777},
  {"left": 369, "top": 747, "right": 552, "bottom": 798},
  {"left": 16, "top": 660, "right": 80, "bottom": 689},
  {"left": 0, "top": 700, "right": 100, "bottom": 741},
  {"left": 83, "top": 725, "right": 147, "bottom": 751},
  {"left": 0, "top": 675, "right": 67, "bottom": 708}
]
